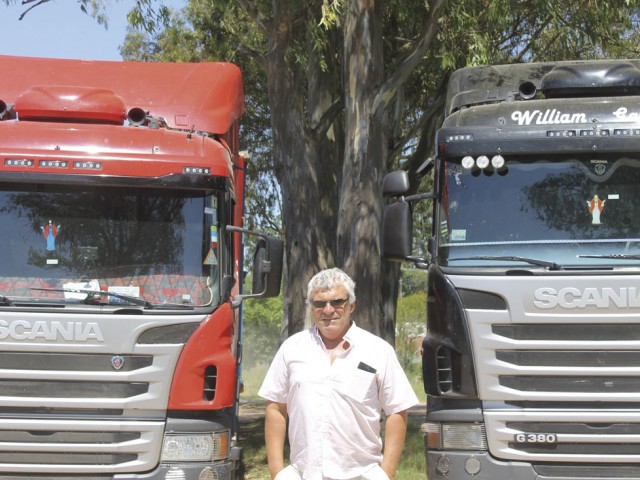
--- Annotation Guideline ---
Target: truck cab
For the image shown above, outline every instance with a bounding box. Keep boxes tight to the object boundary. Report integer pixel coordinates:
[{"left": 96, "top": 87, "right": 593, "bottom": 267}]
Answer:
[
  {"left": 0, "top": 55, "right": 282, "bottom": 479},
  {"left": 384, "top": 60, "right": 640, "bottom": 479}
]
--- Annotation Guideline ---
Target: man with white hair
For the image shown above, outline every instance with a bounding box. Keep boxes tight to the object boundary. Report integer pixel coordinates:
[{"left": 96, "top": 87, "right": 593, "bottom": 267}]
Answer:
[{"left": 258, "top": 268, "right": 419, "bottom": 480}]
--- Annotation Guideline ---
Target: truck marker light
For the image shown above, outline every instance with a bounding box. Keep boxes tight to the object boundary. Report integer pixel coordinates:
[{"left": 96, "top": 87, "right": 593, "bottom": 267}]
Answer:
[
  {"left": 546, "top": 130, "right": 576, "bottom": 137},
  {"left": 446, "top": 133, "right": 473, "bottom": 142},
  {"left": 184, "top": 166, "right": 211, "bottom": 175},
  {"left": 614, "top": 128, "right": 640, "bottom": 136},
  {"left": 73, "top": 161, "right": 102, "bottom": 170},
  {"left": 580, "top": 129, "right": 610, "bottom": 136},
  {"left": 39, "top": 160, "right": 68, "bottom": 168},
  {"left": 5, "top": 158, "right": 34, "bottom": 167}
]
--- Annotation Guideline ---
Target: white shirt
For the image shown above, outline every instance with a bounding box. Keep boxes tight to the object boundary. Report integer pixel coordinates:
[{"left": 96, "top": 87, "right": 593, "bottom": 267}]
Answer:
[{"left": 258, "top": 322, "right": 419, "bottom": 480}]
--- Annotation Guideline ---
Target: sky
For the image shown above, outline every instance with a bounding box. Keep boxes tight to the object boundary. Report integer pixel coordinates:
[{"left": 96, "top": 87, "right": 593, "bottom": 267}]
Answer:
[{"left": 3, "top": 1, "right": 185, "bottom": 61}]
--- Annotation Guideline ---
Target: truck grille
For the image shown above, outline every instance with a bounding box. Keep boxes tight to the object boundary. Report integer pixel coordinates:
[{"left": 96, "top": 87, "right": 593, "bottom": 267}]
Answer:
[
  {"left": 0, "top": 312, "right": 188, "bottom": 474},
  {"left": 463, "top": 283, "right": 640, "bottom": 464}
]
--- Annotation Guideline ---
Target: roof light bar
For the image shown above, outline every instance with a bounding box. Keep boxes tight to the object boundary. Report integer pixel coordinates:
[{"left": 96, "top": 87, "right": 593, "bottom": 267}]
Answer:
[{"left": 461, "top": 155, "right": 507, "bottom": 172}]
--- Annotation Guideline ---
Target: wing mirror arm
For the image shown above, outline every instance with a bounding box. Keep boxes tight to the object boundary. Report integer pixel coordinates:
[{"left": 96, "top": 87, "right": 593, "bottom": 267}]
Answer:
[{"left": 226, "top": 226, "right": 284, "bottom": 308}]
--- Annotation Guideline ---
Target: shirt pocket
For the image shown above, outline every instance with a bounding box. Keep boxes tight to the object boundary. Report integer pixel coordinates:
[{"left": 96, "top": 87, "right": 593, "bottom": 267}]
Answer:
[{"left": 336, "top": 368, "right": 377, "bottom": 403}]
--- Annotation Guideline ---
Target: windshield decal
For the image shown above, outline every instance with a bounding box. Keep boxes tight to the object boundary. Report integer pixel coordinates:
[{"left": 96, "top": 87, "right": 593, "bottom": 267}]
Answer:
[
  {"left": 587, "top": 195, "right": 606, "bottom": 225},
  {"left": 451, "top": 229, "right": 467, "bottom": 242},
  {"left": 40, "top": 219, "right": 61, "bottom": 251}
]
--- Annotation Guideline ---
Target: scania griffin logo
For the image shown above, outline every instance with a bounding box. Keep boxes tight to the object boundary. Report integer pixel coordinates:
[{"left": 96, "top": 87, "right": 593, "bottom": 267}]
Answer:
[
  {"left": 0, "top": 320, "right": 104, "bottom": 342},
  {"left": 111, "top": 355, "right": 125, "bottom": 370},
  {"left": 534, "top": 287, "right": 640, "bottom": 309}
]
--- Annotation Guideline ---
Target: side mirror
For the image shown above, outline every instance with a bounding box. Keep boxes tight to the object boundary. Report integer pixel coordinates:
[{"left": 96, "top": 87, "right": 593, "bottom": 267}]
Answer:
[
  {"left": 382, "top": 167, "right": 435, "bottom": 266},
  {"left": 382, "top": 170, "right": 410, "bottom": 197},
  {"left": 226, "top": 226, "right": 284, "bottom": 305},
  {"left": 252, "top": 236, "right": 284, "bottom": 298},
  {"left": 382, "top": 200, "right": 413, "bottom": 260}
]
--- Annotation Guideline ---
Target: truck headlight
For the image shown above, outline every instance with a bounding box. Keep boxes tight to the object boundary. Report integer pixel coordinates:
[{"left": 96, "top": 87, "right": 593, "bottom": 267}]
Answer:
[
  {"left": 161, "top": 431, "right": 230, "bottom": 462},
  {"left": 422, "top": 422, "right": 487, "bottom": 450}
]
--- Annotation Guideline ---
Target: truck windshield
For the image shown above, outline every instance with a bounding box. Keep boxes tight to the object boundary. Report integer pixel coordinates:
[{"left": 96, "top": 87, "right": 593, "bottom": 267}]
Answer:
[
  {"left": 0, "top": 184, "right": 220, "bottom": 308},
  {"left": 438, "top": 155, "right": 640, "bottom": 269}
]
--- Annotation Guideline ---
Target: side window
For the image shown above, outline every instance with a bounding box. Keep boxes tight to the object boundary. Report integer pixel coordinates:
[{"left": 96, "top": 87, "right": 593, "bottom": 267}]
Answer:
[{"left": 221, "top": 190, "right": 236, "bottom": 279}]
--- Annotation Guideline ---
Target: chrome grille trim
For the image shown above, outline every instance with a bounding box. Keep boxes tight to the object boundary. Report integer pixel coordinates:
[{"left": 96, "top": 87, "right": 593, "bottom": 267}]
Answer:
[
  {"left": 0, "top": 418, "right": 164, "bottom": 473},
  {"left": 0, "top": 352, "right": 152, "bottom": 371},
  {"left": 0, "top": 380, "right": 148, "bottom": 398},
  {"left": 467, "top": 309, "right": 640, "bottom": 401}
]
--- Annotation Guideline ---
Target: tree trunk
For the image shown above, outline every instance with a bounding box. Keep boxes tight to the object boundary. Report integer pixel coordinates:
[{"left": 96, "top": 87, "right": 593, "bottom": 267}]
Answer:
[
  {"left": 339, "top": 0, "right": 393, "bottom": 342},
  {"left": 265, "top": 0, "right": 340, "bottom": 337}
]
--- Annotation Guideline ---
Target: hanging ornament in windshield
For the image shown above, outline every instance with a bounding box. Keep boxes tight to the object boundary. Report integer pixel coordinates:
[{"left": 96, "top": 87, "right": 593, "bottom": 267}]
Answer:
[{"left": 40, "top": 220, "right": 61, "bottom": 251}]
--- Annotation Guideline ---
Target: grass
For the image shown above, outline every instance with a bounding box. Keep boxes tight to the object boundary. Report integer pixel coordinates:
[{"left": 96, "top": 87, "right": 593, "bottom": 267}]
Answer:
[
  {"left": 238, "top": 363, "right": 427, "bottom": 479},
  {"left": 396, "top": 418, "right": 426, "bottom": 479}
]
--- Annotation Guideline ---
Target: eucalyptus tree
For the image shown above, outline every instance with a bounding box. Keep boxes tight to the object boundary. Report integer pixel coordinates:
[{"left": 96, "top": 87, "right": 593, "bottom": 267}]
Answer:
[
  {"left": 143, "top": 0, "right": 640, "bottom": 342},
  {"left": 7, "top": 0, "right": 640, "bottom": 342}
]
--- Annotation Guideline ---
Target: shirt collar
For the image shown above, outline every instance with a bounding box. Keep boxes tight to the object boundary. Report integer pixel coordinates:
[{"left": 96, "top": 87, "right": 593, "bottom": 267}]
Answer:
[{"left": 311, "top": 321, "right": 359, "bottom": 345}]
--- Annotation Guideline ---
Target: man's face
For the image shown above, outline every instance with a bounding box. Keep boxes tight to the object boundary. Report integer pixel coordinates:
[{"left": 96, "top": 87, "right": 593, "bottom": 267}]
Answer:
[{"left": 310, "top": 285, "right": 355, "bottom": 343}]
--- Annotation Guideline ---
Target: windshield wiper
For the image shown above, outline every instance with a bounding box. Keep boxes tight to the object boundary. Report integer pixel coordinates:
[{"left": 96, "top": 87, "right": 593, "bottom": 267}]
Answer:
[
  {"left": 578, "top": 254, "right": 640, "bottom": 260},
  {"left": 453, "top": 256, "right": 563, "bottom": 270},
  {"left": 0, "top": 295, "right": 13, "bottom": 306},
  {"left": 31, "top": 287, "right": 153, "bottom": 308}
]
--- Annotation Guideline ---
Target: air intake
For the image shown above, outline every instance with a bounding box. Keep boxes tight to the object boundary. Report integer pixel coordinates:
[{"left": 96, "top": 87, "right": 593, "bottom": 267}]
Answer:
[
  {"left": 203, "top": 365, "right": 218, "bottom": 401},
  {"left": 436, "top": 346, "right": 453, "bottom": 394},
  {"left": 14, "top": 85, "right": 126, "bottom": 124},
  {"left": 541, "top": 61, "right": 640, "bottom": 98}
]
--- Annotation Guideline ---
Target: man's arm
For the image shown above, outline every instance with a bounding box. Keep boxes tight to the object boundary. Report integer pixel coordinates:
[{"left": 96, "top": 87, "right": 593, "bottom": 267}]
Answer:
[
  {"left": 264, "top": 400, "right": 288, "bottom": 480},
  {"left": 380, "top": 410, "right": 409, "bottom": 480}
]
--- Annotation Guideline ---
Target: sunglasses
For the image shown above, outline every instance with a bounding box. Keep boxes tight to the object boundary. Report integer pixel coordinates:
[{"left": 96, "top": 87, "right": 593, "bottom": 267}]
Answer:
[{"left": 311, "top": 298, "right": 348, "bottom": 309}]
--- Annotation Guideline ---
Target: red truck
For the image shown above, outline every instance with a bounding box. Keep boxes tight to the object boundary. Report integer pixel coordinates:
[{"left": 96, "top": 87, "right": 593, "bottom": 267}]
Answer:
[{"left": 0, "top": 55, "right": 282, "bottom": 479}]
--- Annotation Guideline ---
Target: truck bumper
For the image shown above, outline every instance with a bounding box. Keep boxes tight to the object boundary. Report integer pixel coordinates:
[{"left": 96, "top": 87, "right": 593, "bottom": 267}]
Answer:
[{"left": 113, "top": 460, "right": 234, "bottom": 480}]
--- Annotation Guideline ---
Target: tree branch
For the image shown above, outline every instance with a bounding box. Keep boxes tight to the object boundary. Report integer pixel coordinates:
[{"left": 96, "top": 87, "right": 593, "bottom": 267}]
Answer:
[
  {"left": 389, "top": 70, "right": 448, "bottom": 164},
  {"left": 19, "top": 0, "right": 50, "bottom": 20},
  {"left": 514, "top": 15, "right": 553, "bottom": 62},
  {"left": 309, "top": 95, "right": 343, "bottom": 137},
  {"left": 373, "top": 0, "right": 445, "bottom": 115},
  {"left": 235, "top": 0, "right": 269, "bottom": 34}
]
